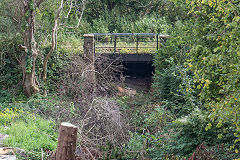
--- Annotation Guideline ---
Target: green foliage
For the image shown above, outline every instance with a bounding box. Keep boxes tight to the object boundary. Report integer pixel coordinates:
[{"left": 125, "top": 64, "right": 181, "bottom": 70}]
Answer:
[
  {"left": 117, "top": 94, "right": 161, "bottom": 131},
  {"left": 35, "top": 0, "right": 57, "bottom": 36},
  {"left": 0, "top": 34, "right": 23, "bottom": 90},
  {"left": 166, "top": 109, "right": 226, "bottom": 156},
  {"left": 38, "top": 46, "right": 72, "bottom": 92},
  {"left": 0, "top": 107, "right": 57, "bottom": 159},
  {"left": 183, "top": 0, "right": 240, "bottom": 146},
  {"left": 143, "top": 106, "right": 173, "bottom": 132},
  {"left": 99, "top": 142, "right": 126, "bottom": 160},
  {"left": 0, "top": 108, "right": 23, "bottom": 125},
  {"left": 151, "top": 0, "right": 240, "bottom": 157},
  {"left": 92, "top": 16, "right": 110, "bottom": 33},
  {"left": 145, "top": 108, "right": 239, "bottom": 159},
  {"left": 153, "top": 43, "right": 198, "bottom": 117},
  {"left": 91, "top": 13, "right": 170, "bottom": 34},
  {"left": 117, "top": 95, "right": 173, "bottom": 159},
  {"left": 151, "top": 1, "right": 240, "bottom": 156},
  {"left": 7, "top": 94, "right": 73, "bottom": 121},
  {"left": 85, "top": 0, "right": 185, "bottom": 25},
  {"left": 133, "top": 16, "right": 169, "bottom": 34},
  {"left": 0, "top": 90, "right": 13, "bottom": 103}
]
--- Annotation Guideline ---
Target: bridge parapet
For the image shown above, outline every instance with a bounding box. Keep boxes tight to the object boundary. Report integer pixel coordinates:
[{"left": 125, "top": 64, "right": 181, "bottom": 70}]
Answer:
[{"left": 93, "top": 33, "right": 169, "bottom": 55}]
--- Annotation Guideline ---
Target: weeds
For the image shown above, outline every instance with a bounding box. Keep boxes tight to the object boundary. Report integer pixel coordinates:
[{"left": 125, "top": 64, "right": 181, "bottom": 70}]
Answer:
[{"left": 0, "top": 107, "right": 57, "bottom": 159}]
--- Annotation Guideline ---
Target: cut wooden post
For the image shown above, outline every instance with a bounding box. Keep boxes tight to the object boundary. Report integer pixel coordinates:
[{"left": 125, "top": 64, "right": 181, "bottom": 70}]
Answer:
[{"left": 55, "top": 122, "right": 78, "bottom": 160}]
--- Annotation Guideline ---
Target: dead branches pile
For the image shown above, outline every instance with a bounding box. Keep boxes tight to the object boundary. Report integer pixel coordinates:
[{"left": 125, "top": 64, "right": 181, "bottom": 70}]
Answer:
[
  {"left": 94, "top": 54, "right": 123, "bottom": 95},
  {"left": 78, "top": 97, "right": 128, "bottom": 150},
  {"left": 56, "top": 53, "right": 128, "bottom": 159},
  {"left": 59, "top": 53, "right": 123, "bottom": 100}
]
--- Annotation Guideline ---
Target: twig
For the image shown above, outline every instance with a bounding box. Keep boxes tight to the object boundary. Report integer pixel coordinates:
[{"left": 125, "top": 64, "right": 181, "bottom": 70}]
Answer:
[
  {"left": 101, "top": 57, "right": 121, "bottom": 74},
  {"left": 85, "top": 147, "right": 95, "bottom": 160}
]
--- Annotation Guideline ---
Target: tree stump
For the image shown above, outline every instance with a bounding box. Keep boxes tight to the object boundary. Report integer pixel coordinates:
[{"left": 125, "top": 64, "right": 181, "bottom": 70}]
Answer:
[{"left": 55, "top": 122, "right": 78, "bottom": 160}]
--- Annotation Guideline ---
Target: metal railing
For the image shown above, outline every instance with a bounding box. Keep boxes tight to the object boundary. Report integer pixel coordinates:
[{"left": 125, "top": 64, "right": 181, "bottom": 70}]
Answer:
[{"left": 93, "top": 33, "right": 169, "bottom": 54}]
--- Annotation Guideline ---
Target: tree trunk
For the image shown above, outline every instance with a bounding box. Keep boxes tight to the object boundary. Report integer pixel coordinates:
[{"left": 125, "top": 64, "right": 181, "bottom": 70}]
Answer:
[
  {"left": 23, "top": 73, "right": 39, "bottom": 97},
  {"left": 21, "top": 3, "right": 40, "bottom": 97},
  {"left": 55, "top": 122, "right": 78, "bottom": 160}
]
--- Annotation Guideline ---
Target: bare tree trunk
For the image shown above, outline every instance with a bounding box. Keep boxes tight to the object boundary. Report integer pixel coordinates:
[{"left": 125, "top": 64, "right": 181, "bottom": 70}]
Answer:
[{"left": 22, "top": 7, "right": 40, "bottom": 97}]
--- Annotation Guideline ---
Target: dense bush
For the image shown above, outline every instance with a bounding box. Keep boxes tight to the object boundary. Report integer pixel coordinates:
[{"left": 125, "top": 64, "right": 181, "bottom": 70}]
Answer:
[
  {"left": 0, "top": 34, "right": 23, "bottom": 91},
  {"left": 163, "top": 109, "right": 238, "bottom": 157},
  {"left": 183, "top": 0, "right": 240, "bottom": 149},
  {"left": 124, "top": 106, "right": 239, "bottom": 159},
  {"left": 153, "top": 41, "right": 198, "bottom": 117},
  {"left": 91, "top": 14, "right": 170, "bottom": 34},
  {"left": 151, "top": 1, "right": 240, "bottom": 156}
]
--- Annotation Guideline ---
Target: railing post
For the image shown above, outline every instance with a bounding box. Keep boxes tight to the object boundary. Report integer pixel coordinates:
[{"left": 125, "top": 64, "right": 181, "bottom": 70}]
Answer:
[
  {"left": 83, "top": 34, "right": 96, "bottom": 94},
  {"left": 114, "top": 35, "right": 117, "bottom": 53},
  {"left": 136, "top": 35, "right": 139, "bottom": 54},
  {"left": 83, "top": 34, "right": 95, "bottom": 61}
]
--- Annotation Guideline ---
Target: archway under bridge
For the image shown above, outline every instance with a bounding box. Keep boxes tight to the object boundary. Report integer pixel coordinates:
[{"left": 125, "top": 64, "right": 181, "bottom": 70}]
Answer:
[{"left": 83, "top": 33, "right": 169, "bottom": 91}]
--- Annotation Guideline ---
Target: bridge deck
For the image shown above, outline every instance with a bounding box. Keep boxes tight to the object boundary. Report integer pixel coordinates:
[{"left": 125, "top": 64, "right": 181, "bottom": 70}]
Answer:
[{"left": 97, "top": 53, "right": 153, "bottom": 63}]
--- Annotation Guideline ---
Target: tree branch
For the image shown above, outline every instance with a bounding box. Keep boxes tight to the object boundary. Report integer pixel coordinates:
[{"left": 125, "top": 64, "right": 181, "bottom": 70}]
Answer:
[
  {"left": 75, "top": 0, "right": 86, "bottom": 28},
  {"left": 42, "top": 0, "right": 64, "bottom": 81},
  {"left": 65, "top": 0, "right": 73, "bottom": 18},
  {"left": 36, "top": 0, "right": 45, "bottom": 8}
]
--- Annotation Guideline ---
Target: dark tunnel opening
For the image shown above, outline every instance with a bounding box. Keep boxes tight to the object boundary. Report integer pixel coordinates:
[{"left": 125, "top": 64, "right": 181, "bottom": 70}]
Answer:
[
  {"left": 121, "top": 62, "right": 154, "bottom": 91},
  {"left": 123, "top": 62, "right": 154, "bottom": 77}
]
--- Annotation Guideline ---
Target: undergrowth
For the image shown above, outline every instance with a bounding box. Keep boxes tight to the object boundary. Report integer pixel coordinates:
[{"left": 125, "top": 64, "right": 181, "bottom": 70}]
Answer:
[{"left": 0, "top": 107, "right": 58, "bottom": 159}]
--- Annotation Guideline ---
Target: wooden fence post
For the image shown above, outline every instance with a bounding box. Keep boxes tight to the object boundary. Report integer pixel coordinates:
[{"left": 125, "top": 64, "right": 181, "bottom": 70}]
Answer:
[{"left": 55, "top": 122, "right": 78, "bottom": 160}]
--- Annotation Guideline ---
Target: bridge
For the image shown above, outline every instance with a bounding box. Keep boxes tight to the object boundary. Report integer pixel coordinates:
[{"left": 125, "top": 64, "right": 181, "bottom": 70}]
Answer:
[{"left": 82, "top": 33, "right": 169, "bottom": 90}]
